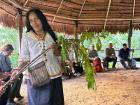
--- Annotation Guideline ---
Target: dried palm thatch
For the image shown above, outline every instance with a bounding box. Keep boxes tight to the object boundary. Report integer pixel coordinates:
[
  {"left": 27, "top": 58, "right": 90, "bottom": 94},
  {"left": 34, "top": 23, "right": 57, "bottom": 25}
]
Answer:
[{"left": 0, "top": 0, "right": 140, "bottom": 34}]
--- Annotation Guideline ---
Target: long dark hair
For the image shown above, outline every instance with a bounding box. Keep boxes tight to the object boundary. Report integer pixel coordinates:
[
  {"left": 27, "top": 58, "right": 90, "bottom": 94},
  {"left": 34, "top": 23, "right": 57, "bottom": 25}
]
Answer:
[{"left": 26, "top": 8, "right": 57, "bottom": 42}]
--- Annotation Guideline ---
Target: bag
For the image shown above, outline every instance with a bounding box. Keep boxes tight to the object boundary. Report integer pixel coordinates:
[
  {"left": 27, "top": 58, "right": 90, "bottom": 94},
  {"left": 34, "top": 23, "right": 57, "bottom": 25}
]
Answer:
[
  {"left": 29, "top": 61, "right": 50, "bottom": 87},
  {"left": 130, "top": 58, "right": 136, "bottom": 68}
]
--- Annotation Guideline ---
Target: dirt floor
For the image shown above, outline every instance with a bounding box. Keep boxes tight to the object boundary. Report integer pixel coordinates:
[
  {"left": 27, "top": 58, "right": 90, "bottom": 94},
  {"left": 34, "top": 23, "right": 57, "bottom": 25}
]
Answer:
[{"left": 18, "top": 69, "right": 140, "bottom": 105}]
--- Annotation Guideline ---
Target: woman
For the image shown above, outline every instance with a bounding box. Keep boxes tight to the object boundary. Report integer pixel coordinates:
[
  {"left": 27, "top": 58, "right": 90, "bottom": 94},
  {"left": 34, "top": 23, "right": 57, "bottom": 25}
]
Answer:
[{"left": 14, "top": 8, "right": 64, "bottom": 105}]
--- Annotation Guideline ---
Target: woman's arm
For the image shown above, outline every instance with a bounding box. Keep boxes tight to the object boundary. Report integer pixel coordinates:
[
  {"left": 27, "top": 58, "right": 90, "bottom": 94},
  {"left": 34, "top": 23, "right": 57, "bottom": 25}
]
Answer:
[{"left": 0, "top": 80, "right": 5, "bottom": 96}]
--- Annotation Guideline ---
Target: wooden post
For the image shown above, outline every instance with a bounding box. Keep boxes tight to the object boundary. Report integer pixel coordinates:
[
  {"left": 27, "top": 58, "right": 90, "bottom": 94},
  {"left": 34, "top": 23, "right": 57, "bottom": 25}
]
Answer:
[
  {"left": 128, "top": 20, "right": 132, "bottom": 48},
  {"left": 74, "top": 20, "right": 79, "bottom": 63},
  {"left": 74, "top": 20, "right": 78, "bottom": 39},
  {"left": 17, "top": 8, "right": 23, "bottom": 52}
]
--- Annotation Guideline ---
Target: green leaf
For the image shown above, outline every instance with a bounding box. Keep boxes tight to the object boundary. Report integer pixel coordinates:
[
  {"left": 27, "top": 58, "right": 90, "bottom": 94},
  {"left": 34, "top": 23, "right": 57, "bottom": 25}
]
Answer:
[
  {"left": 80, "top": 45, "right": 96, "bottom": 89},
  {"left": 96, "top": 36, "right": 102, "bottom": 51}
]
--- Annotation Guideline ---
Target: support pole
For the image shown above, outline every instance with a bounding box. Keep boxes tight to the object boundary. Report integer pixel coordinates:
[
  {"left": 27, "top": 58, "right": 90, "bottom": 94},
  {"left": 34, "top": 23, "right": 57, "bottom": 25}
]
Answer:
[
  {"left": 74, "top": 20, "right": 79, "bottom": 63},
  {"left": 17, "top": 8, "right": 23, "bottom": 52},
  {"left": 128, "top": 20, "right": 132, "bottom": 48},
  {"left": 74, "top": 20, "right": 78, "bottom": 39}
]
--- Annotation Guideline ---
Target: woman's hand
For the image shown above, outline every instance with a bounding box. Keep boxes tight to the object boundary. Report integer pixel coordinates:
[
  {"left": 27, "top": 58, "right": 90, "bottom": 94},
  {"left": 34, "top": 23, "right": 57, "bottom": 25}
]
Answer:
[
  {"left": 0, "top": 81, "right": 5, "bottom": 96},
  {"left": 10, "top": 69, "right": 20, "bottom": 80},
  {"left": 0, "top": 85, "right": 4, "bottom": 96},
  {"left": 50, "top": 43, "right": 61, "bottom": 56}
]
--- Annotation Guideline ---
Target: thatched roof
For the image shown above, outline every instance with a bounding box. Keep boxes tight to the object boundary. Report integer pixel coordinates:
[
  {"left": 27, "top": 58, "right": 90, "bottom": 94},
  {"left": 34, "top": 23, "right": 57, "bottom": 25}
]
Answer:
[{"left": 0, "top": 0, "right": 140, "bottom": 34}]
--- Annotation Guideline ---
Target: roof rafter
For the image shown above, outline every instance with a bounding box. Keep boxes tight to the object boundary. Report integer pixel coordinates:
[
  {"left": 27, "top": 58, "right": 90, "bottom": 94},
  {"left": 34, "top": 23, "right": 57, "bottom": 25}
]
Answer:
[
  {"left": 52, "top": 0, "right": 64, "bottom": 23},
  {"left": 0, "top": 7, "right": 15, "bottom": 18},
  {"left": 0, "top": 0, "right": 15, "bottom": 10},
  {"left": 7, "top": 0, "right": 28, "bottom": 11},
  {"left": 23, "top": 0, "right": 29, "bottom": 7},
  {"left": 78, "top": 0, "right": 86, "bottom": 17},
  {"left": 45, "top": 12, "right": 140, "bottom": 21},
  {"left": 103, "top": 0, "right": 112, "bottom": 30},
  {"left": 132, "top": 0, "right": 136, "bottom": 19}
]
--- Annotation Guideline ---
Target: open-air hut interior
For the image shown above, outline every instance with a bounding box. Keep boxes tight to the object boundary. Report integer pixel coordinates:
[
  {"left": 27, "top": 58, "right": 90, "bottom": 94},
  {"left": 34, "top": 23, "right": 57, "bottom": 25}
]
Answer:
[
  {"left": 0, "top": 1, "right": 140, "bottom": 104},
  {"left": 0, "top": 0, "right": 140, "bottom": 47}
]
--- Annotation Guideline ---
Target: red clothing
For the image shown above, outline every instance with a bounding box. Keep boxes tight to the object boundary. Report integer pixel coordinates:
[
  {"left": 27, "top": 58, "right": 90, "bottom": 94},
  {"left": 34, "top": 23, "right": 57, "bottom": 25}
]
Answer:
[{"left": 93, "top": 57, "right": 103, "bottom": 72}]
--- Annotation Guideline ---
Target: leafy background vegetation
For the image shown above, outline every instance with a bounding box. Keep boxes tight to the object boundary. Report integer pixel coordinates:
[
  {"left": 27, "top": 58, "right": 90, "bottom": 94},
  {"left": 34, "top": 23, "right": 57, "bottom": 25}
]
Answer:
[
  {"left": 1, "top": 26, "right": 140, "bottom": 89},
  {"left": 0, "top": 26, "right": 19, "bottom": 68},
  {"left": 0, "top": 26, "right": 140, "bottom": 74}
]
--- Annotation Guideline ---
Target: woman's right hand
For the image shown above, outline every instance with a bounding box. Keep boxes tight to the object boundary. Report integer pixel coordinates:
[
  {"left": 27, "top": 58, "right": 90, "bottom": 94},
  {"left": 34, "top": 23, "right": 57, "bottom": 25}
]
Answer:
[
  {"left": 50, "top": 43, "right": 61, "bottom": 56},
  {"left": 0, "top": 81, "right": 5, "bottom": 96},
  {"left": 11, "top": 69, "right": 20, "bottom": 80},
  {"left": 0, "top": 85, "right": 4, "bottom": 96}
]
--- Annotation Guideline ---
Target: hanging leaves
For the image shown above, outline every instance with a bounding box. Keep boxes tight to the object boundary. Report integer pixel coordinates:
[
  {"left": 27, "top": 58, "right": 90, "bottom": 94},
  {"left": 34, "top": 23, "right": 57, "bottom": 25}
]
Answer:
[
  {"left": 96, "top": 36, "right": 102, "bottom": 51},
  {"left": 81, "top": 32, "right": 94, "bottom": 43},
  {"left": 57, "top": 36, "right": 69, "bottom": 61},
  {"left": 100, "top": 30, "right": 109, "bottom": 38},
  {"left": 80, "top": 45, "right": 96, "bottom": 89},
  {"left": 57, "top": 32, "right": 106, "bottom": 89}
]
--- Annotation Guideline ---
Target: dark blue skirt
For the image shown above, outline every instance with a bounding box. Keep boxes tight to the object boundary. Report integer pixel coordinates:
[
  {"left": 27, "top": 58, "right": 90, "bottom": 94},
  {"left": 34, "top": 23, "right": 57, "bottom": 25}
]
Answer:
[{"left": 27, "top": 77, "right": 64, "bottom": 105}]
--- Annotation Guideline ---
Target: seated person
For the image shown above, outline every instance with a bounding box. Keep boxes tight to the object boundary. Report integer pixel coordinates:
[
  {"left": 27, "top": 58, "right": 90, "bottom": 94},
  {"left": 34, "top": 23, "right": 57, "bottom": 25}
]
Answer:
[
  {"left": 73, "top": 62, "right": 83, "bottom": 75},
  {"left": 118, "top": 43, "right": 132, "bottom": 69},
  {"left": 88, "top": 45, "right": 103, "bottom": 72},
  {"left": 63, "top": 47, "right": 76, "bottom": 78},
  {"left": 93, "top": 57, "right": 104, "bottom": 72},
  {"left": 0, "top": 44, "right": 14, "bottom": 105},
  {"left": 88, "top": 45, "right": 98, "bottom": 62},
  {"left": 103, "top": 43, "right": 117, "bottom": 70}
]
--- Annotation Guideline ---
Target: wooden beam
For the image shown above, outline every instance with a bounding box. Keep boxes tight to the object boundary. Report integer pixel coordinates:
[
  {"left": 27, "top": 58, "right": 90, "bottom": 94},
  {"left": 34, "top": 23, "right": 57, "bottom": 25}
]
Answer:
[
  {"left": 78, "top": 0, "right": 86, "bottom": 17},
  {"left": 8, "top": 0, "right": 29, "bottom": 11},
  {"left": 78, "top": 24, "right": 129, "bottom": 26},
  {"left": 104, "top": 0, "right": 112, "bottom": 30},
  {"left": 0, "top": 0, "right": 15, "bottom": 9},
  {"left": 23, "top": 0, "right": 29, "bottom": 7},
  {"left": 45, "top": 12, "right": 140, "bottom": 21},
  {"left": 0, "top": 7, "right": 16, "bottom": 18},
  {"left": 132, "top": 0, "right": 136, "bottom": 19},
  {"left": 52, "top": 0, "right": 64, "bottom": 23},
  {"left": 128, "top": 20, "right": 132, "bottom": 48},
  {"left": 127, "top": 0, "right": 135, "bottom": 49},
  {"left": 30, "top": 0, "right": 81, "bottom": 9}
]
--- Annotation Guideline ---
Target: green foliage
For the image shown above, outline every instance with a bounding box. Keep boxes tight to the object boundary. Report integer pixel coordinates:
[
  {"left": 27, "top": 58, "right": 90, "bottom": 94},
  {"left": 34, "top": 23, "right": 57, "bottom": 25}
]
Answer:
[
  {"left": 80, "top": 31, "right": 108, "bottom": 89},
  {"left": 0, "top": 27, "right": 17, "bottom": 47},
  {"left": 80, "top": 32, "right": 94, "bottom": 43},
  {"left": 57, "top": 36, "right": 69, "bottom": 61},
  {"left": 81, "top": 31, "right": 108, "bottom": 51},
  {"left": 95, "top": 36, "right": 102, "bottom": 51},
  {"left": 80, "top": 45, "right": 96, "bottom": 89},
  {"left": 58, "top": 33, "right": 96, "bottom": 89},
  {"left": 57, "top": 31, "right": 109, "bottom": 89},
  {"left": 10, "top": 52, "right": 19, "bottom": 68}
]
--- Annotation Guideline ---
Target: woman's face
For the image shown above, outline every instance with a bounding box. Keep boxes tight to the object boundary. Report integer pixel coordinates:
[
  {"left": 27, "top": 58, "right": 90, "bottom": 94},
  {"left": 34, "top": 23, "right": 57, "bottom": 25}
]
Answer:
[{"left": 29, "top": 12, "right": 43, "bottom": 33}]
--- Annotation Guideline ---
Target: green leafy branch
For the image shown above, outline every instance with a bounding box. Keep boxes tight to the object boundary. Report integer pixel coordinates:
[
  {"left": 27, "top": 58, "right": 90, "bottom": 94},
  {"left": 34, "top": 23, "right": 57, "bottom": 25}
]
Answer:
[{"left": 57, "top": 31, "right": 107, "bottom": 89}]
